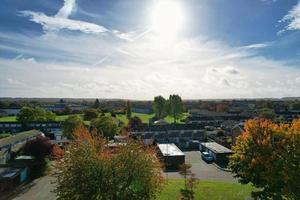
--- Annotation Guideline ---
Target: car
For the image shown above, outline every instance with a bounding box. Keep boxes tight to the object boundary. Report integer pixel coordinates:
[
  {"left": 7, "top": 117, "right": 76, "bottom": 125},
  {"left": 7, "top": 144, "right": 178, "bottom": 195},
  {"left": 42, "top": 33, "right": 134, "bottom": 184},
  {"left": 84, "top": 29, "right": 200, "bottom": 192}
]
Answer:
[{"left": 201, "top": 152, "right": 214, "bottom": 162}]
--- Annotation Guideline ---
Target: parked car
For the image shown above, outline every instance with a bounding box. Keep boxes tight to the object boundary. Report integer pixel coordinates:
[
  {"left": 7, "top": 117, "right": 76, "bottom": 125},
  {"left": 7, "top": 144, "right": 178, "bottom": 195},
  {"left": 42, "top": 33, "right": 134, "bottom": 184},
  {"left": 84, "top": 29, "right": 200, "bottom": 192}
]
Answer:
[{"left": 201, "top": 152, "right": 214, "bottom": 162}]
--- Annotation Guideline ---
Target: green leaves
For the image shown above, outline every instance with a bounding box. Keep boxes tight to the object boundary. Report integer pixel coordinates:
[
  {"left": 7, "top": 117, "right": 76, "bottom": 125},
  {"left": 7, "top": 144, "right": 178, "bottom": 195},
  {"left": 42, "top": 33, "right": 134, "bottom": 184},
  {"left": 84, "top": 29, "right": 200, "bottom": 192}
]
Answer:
[{"left": 17, "top": 106, "right": 56, "bottom": 123}]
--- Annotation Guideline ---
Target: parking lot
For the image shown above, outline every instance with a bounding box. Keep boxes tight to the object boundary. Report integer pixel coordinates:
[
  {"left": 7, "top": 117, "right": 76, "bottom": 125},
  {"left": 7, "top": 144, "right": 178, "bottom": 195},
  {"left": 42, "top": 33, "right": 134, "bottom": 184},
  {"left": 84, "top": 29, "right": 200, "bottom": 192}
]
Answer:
[{"left": 163, "top": 151, "right": 236, "bottom": 182}]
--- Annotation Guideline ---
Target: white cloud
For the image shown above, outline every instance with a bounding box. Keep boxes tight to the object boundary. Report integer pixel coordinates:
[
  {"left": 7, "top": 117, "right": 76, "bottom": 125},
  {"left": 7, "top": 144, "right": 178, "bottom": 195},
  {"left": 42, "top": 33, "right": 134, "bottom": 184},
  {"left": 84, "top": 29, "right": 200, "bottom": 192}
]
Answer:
[
  {"left": 0, "top": 24, "right": 300, "bottom": 99},
  {"left": 242, "top": 43, "right": 269, "bottom": 49},
  {"left": 279, "top": 1, "right": 300, "bottom": 32},
  {"left": 55, "top": 0, "right": 76, "bottom": 18},
  {"left": 19, "top": 0, "right": 109, "bottom": 34},
  {"left": 223, "top": 66, "right": 239, "bottom": 75}
]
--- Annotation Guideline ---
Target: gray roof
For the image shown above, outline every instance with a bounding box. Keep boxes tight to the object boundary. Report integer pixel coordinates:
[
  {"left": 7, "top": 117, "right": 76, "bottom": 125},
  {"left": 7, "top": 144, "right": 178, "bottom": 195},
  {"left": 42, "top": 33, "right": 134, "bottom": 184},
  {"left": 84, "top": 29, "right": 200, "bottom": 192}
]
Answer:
[
  {"left": 200, "top": 142, "right": 232, "bottom": 154},
  {"left": 158, "top": 143, "right": 184, "bottom": 156},
  {"left": 0, "top": 130, "right": 42, "bottom": 148}
]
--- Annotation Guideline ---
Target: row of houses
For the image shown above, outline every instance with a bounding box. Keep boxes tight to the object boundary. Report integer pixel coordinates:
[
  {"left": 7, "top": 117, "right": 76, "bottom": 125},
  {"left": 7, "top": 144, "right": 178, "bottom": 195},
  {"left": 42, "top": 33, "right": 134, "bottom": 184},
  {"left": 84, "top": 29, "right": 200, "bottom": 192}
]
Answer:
[
  {"left": 0, "top": 121, "right": 61, "bottom": 135},
  {"left": 131, "top": 124, "right": 206, "bottom": 149}
]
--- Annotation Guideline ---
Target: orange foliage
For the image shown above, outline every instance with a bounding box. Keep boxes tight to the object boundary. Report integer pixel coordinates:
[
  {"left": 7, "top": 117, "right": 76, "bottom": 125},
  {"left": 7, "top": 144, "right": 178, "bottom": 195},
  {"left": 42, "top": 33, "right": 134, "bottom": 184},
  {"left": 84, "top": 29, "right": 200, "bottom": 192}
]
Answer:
[
  {"left": 51, "top": 144, "right": 64, "bottom": 160},
  {"left": 230, "top": 118, "right": 300, "bottom": 199}
]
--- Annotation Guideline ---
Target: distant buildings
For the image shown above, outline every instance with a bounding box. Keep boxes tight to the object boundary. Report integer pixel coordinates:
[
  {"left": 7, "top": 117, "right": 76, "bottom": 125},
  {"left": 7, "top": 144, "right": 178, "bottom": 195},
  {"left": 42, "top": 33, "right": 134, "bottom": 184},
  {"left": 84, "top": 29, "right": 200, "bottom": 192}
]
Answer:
[
  {"left": 0, "top": 108, "right": 21, "bottom": 116},
  {"left": 0, "top": 121, "right": 61, "bottom": 135},
  {"left": 130, "top": 124, "right": 206, "bottom": 149}
]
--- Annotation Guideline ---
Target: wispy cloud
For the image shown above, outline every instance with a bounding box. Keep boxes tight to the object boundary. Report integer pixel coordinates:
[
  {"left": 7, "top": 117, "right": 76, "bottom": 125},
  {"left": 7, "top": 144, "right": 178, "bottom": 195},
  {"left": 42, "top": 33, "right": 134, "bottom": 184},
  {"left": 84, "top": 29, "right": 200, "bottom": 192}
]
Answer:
[
  {"left": 279, "top": 1, "right": 300, "bottom": 33},
  {"left": 1, "top": 31, "right": 299, "bottom": 99},
  {"left": 19, "top": 0, "right": 108, "bottom": 34}
]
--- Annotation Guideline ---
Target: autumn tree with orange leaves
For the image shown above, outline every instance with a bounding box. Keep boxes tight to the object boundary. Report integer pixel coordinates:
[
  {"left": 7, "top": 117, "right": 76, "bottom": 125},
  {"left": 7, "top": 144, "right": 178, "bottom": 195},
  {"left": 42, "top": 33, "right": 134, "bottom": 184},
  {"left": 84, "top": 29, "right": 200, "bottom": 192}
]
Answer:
[
  {"left": 54, "top": 125, "right": 164, "bottom": 200},
  {"left": 229, "top": 119, "right": 300, "bottom": 200}
]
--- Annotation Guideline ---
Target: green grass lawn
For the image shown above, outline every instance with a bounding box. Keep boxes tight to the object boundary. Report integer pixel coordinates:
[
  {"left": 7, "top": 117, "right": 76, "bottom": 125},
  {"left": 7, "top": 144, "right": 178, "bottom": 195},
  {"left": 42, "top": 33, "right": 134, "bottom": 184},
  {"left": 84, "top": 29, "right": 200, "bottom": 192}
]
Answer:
[
  {"left": 0, "top": 114, "right": 83, "bottom": 122},
  {"left": 0, "top": 116, "right": 17, "bottom": 122},
  {"left": 157, "top": 179, "right": 254, "bottom": 200},
  {"left": 0, "top": 112, "right": 190, "bottom": 125},
  {"left": 115, "top": 112, "right": 189, "bottom": 125}
]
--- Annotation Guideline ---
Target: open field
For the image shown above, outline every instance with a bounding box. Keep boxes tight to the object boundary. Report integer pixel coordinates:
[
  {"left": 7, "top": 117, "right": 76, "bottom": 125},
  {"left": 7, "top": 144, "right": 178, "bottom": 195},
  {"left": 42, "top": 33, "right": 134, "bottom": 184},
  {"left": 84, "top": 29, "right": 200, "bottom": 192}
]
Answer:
[
  {"left": 0, "top": 112, "right": 189, "bottom": 125},
  {"left": 99, "top": 112, "right": 189, "bottom": 124},
  {"left": 157, "top": 179, "right": 254, "bottom": 200},
  {"left": 0, "top": 116, "right": 17, "bottom": 122}
]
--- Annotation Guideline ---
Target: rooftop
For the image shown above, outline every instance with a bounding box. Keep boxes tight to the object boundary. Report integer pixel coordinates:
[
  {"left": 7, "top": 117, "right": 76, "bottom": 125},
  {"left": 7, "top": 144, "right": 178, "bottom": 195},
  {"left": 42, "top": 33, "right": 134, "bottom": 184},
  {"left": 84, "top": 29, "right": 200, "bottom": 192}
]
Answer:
[
  {"left": 158, "top": 143, "right": 184, "bottom": 156},
  {"left": 201, "top": 142, "right": 232, "bottom": 154},
  {"left": 0, "top": 130, "right": 42, "bottom": 148}
]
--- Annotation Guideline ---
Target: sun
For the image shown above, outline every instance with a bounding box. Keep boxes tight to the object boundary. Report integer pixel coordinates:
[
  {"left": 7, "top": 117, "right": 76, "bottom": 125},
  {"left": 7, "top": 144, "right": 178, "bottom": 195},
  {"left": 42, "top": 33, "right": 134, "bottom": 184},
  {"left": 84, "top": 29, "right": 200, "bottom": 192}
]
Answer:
[{"left": 151, "top": 0, "right": 184, "bottom": 40}]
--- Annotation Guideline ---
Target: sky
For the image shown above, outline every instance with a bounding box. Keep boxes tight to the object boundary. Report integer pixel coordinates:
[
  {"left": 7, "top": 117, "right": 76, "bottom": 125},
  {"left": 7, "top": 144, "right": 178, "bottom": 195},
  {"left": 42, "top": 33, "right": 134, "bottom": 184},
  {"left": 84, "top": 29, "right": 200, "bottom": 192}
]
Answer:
[{"left": 0, "top": 0, "right": 300, "bottom": 100}]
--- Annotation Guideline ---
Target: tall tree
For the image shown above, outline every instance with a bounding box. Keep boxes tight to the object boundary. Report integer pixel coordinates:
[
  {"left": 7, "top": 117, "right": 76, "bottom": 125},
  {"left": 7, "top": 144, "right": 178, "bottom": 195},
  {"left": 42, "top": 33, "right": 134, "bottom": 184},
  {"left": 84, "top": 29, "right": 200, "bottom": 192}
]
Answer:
[
  {"left": 153, "top": 96, "right": 167, "bottom": 119},
  {"left": 62, "top": 115, "right": 84, "bottom": 139},
  {"left": 127, "top": 116, "right": 143, "bottom": 131},
  {"left": 91, "top": 116, "right": 118, "bottom": 139},
  {"left": 93, "top": 98, "right": 100, "bottom": 109},
  {"left": 229, "top": 119, "right": 300, "bottom": 200},
  {"left": 167, "top": 94, "right": 184, "bottom": 123},
  {"left": 54, "top": 126, "right": 164, "bottom": 200},
  {"left": 126, "top": 101, "right": 132, "bottom": 119},
  {"left": 83, "top": 108, "right": 99, "bottom": 121}
]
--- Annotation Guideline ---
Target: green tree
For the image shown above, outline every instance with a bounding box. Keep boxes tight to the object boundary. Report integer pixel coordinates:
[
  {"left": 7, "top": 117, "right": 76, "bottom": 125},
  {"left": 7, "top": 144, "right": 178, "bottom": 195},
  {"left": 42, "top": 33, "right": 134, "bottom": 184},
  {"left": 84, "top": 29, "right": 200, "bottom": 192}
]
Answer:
[
  {"left": 62, "top": 115, "right": 84, "bottom": 139},
  {"left": 229, "top": 119, "right": 300, "bottom": 200},
  {"left": 127, "top": 116, "right": 143, "bottom": 131},
  {"left": 153, "top": 96, "right": 167, "bottom": 119},
  {"left": 17, "top": 106, "right": 56, "bottom": 123},
  {"left": 126, "top": 101, "right": 132, "bottom": 119},
  {"left": 46, "top": 110, "right": 56, "bottom": 121},
  {"left": 54, "top": 126, "right": 164, "bottom": 200},
  {"left": 91, "top": 116, "right": 118, "bottom": 138},
  {"left": 17, "top": 106, "right": 35, "bottom": 124},
  {"left": 167, "top": 94, "right": 184, "bottom": 123},
  {"left": 93, "top": 98, "right": 100, "bottom": 109},
  {"left": 258, "top": 108, "right": 276, "bottom": 120},
  {"left": 83, "top": 108, "right": 99, "bottom": 121}
]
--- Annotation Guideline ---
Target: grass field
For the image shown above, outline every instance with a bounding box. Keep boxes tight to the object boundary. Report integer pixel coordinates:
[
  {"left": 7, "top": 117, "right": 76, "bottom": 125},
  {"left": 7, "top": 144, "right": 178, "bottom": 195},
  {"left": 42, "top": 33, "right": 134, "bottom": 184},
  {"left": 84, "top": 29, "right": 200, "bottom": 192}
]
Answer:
[
  {"left": 157, "top": 179, "right": 254, "bottom": 200},
  {"left": 115, "top": 112, "right": 189, "bottom": 124},
  {"left": 0, "top": 112, "right": 189, "bottom": 125},
  {"left": 0, "top": 116, "right": 17, "bottom": 122}
]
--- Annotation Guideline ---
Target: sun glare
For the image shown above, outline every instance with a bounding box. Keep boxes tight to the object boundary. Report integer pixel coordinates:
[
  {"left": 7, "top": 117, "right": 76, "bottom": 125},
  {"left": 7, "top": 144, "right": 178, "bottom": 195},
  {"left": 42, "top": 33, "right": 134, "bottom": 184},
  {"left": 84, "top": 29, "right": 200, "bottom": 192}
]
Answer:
[{"left": 151, "top": 0, "right": 184, "bottom": 41}]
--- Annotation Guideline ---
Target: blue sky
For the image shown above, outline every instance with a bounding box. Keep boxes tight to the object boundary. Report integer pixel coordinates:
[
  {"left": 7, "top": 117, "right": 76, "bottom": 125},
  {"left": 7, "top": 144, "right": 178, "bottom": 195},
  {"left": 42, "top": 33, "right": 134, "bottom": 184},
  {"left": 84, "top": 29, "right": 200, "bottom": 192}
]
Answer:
[{"left": 0, "top": 0, "right": 300, "bottom": 99}]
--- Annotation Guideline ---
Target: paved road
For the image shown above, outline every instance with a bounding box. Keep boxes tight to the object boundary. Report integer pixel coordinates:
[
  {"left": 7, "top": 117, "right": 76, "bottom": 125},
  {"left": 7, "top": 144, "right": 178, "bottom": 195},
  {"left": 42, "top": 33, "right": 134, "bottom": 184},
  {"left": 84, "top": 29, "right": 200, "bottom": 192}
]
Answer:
[
  {"left": 164, "top": 151, "right": 236, "bottom": 182},
  {"left": 1, "top": 175, "right": 57, "bottom": 200}
]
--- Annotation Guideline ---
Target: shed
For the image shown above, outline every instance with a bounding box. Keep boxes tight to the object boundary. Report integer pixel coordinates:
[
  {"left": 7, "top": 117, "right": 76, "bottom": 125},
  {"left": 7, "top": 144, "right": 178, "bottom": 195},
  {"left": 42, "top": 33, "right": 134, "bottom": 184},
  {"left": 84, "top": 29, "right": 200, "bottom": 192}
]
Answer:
[
  {"left": 157, "top": 143, "right": 185, "bottom": 168},
  {"left": 200, "top": 142, "right": 232, "bottom": 165}
]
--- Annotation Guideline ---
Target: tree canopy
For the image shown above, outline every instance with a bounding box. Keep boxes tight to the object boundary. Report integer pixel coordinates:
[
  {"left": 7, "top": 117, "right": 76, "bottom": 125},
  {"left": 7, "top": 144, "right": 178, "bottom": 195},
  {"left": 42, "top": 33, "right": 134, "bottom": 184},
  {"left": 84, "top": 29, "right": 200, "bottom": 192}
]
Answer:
[
  {"left": 62, "top": 115, "right": 84, "bottom": 139},
  {"left": 258, "top": 108, "right": 276, "bottom": 120},
  {"left": 54, "top": 126, "right": 164, "bottom": 200},
  {"left": 153, "top": 96, "right": 167, "bottom": 119},
  {"left": 167, "top": 94, "right": 184, "bottom": 123},
  {"left": 17, "top": 106, "right": 56, "bottom": 124},
  {"left": 83, "top": 108, "right": 99, "bottom": 121},
  {"left": 229, "top": 119, "right": 300, "bottom": 200},
  {"left": 91, "top": 116, "right": 119, "bottom": 138},
  {"left": 126, "top": 101, "right": 132, "bottom": 119}
]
